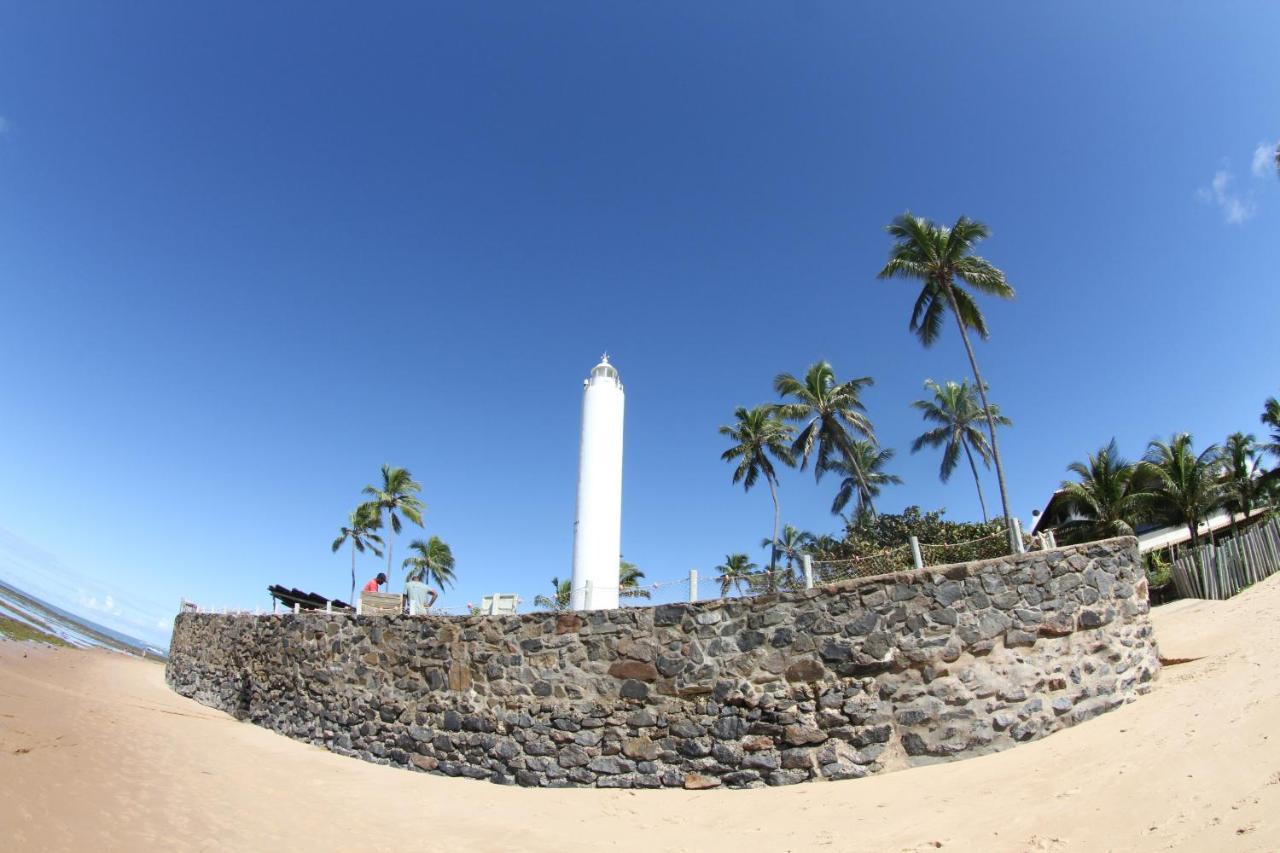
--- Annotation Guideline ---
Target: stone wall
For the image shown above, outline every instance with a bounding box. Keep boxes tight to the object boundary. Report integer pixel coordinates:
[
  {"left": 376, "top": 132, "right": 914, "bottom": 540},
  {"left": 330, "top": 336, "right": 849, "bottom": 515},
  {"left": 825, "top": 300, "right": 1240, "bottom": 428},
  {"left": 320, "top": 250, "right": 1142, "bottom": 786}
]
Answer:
[{"left": 166, "top": 537, "right": 1159, "bottom": 789}]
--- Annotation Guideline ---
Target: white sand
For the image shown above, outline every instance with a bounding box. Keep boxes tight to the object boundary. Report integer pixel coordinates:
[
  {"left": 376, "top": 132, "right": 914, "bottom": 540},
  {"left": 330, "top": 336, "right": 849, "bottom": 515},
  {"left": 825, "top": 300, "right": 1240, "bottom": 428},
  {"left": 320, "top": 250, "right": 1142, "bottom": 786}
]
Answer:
[{"left": 2, "top": 576, "right": 1278, "bottom": 852}]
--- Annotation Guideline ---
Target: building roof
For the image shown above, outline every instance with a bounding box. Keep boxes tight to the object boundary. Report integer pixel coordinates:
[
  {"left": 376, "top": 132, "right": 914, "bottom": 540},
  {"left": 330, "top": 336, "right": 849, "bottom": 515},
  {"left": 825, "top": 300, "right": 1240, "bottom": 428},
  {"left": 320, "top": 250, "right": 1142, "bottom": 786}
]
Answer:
[
  {"left": 1028, "top": 488, "right": 1070, "bottom": 535},
  {"left": 1031, "top": 486, "right": 1270, "bottom": 552},
  {"left": 1136, "top": 506, "right": 1271, "bottom": 553}
]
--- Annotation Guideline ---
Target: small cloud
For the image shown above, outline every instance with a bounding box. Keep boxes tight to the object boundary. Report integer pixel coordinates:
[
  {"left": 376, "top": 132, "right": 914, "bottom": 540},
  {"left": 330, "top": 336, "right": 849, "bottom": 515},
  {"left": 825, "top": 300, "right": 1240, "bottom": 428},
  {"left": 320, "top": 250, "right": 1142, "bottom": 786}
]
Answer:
[
  {"left": 1253, "top": 141, "right": 1277, "bottom": 178},
  {"left": 1198, "top": 168, "right": 1256, "bottom": 224},
  {"left": 78, "top": 590, "right": 123, "bottom": 616}
]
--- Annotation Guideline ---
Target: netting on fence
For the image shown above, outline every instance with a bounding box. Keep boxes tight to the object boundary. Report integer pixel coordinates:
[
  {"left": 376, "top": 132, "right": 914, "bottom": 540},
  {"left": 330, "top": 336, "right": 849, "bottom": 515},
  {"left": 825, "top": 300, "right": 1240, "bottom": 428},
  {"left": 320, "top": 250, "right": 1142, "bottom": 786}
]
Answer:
[
  {"left": 620, "top": 525, "right": 1026, "bottom": 607},
  {"left": 811, "top": 543, "right": 914, "bottom": 583},
  {"left": 917, "top": 528, "right": 1015, "bottom": 566},
  {"left": 188, "top": 525, "right": 1036, "bottom": 617}
]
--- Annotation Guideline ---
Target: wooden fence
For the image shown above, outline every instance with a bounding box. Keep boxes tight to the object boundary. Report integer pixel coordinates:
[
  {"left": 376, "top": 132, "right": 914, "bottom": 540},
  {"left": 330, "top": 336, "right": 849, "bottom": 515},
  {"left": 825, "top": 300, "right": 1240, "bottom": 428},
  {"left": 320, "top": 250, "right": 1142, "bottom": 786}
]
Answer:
[{"left": 1171, "top": 517, "right": 1280, "bottom": 600}]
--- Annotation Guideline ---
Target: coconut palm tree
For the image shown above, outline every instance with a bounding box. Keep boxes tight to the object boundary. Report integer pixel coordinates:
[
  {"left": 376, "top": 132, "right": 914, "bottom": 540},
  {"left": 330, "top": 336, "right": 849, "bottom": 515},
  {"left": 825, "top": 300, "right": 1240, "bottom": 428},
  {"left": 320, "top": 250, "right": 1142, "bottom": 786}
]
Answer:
[
  {"left": 1221, "top": 432, "right": 1264, "bottom": 527},
  {"left": 534, "top": 577, "right": 572, "bottom": 612},
  {"left": 1055, "top": 440, "right": 1151, "bottom": 543},
  {"left": 362, "top": 464, "right": 426, "bottom": 586},
  {"left": 799, "top": 530, "right": 842, "bottom": 558},
  {"left": 331, "top": 503, "right": 384, "bottom": 603},
  {"left": 775, "top": 361, "right": 878, "bottom": 514},
  {"left": 826, "top": 441, "right": 902, "bottom": 520},
  {"left": 877, "top": 213, "right": 1016, "bottom": 541},
  {"left": 1263, "top": 395, "right": 1280, "bottom": 459},
  {"left": 720, "top": 405, "right": 795, "bottom": 582},
  {"left": 761, "top": 524, "right": 808, "bottom": 585},
  {"left": 1258, "top": 396, "right": 1280, "bottom": 495},
  {"left": 402, "top": 535, "right": 456, "bottom": 591},
  {"left": 619, "top": 559, "right": 650, "bottom": 600},
  {"left": 715, "top": 553, "right": 758, "bottom": 597},
  {"left": 814, "top": 532, "right": 842, "bottom": 555},
  {"left": 1138, "top": 434, "right": 1225, "bottom": 550},
  {"left": 910, "top": 379, "right": 1008, "bottom": 522}
]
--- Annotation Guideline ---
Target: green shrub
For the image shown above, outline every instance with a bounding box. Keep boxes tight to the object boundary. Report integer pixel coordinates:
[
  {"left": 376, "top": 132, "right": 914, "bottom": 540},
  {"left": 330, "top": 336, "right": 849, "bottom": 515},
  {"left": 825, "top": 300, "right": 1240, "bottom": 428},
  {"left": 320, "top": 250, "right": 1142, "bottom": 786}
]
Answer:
[{"left": 1145, "top": 552, "right": 1172, "bottom": 589}]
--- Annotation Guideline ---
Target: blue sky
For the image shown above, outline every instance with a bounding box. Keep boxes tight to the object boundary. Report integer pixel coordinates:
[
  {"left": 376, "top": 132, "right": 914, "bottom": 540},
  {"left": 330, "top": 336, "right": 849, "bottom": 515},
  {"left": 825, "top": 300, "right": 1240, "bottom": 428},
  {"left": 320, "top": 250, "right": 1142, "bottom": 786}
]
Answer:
[{"left": 1, "top": 3, "right": 1277, "bottom": 646}]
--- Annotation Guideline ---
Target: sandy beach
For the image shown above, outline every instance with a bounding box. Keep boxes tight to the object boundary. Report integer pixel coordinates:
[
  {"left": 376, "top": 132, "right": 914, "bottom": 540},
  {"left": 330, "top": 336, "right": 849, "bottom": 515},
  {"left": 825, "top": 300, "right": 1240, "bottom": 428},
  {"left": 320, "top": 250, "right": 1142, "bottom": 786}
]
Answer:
[{"left": 2, "top": 577, "right": 1278, "bottom": 853}]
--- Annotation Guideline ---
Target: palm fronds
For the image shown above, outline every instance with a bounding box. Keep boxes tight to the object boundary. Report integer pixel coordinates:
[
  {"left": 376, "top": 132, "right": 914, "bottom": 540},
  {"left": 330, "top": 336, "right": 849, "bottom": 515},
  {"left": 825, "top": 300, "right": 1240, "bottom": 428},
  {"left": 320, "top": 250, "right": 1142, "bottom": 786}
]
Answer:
[
  {"left": 877, "top": 212, "right": 1015, "bottom": 539},
  {"left": 1137, "top": 433, "right": 1226, "bottom": 548},
  {"left": 362, "top": 464, "right": 426, "bottom": 581},
  {"left": 715, "top": 553, "right": 758, "bottom": 597},
  {"left": 619, "top": 559, "right": 650, "bottom": 600},
  {"left": 910, "top": 379, "right": 1008, "bottom": 522},
  {"left": 402, "top": 535, "right": 456, "bottom": 591},
  {"left": 825, "top": 441, "right": 901, "bottom": 519},
  {"left": 774, "top": 361, "right": 879, "bottom": 519},
  {"left": 534, "top": 577, "right": 573, "bottom": 612}
]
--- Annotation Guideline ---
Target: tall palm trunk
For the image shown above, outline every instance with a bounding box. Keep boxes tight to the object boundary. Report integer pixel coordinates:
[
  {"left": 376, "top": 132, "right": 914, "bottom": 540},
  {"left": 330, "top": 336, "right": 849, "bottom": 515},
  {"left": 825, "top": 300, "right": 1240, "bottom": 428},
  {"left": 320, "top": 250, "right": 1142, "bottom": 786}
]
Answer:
[
  {"left": 945, "top": 284, "right": 1013, "bottom": 548},
  {"left": 386, "top": 530, "right": 395, "bottom": 587},
  {"left": 1187, "top": 517, "right": 1203, "bottom": 578},
  {"left": 350, "top": 542, "right": 357, "bottom": 603},
  {"left": 961, "top": 440, "right": 990, "bottom": 523},
  {"left": 766, "top": 475, "right": 781, "bottom": 592}
]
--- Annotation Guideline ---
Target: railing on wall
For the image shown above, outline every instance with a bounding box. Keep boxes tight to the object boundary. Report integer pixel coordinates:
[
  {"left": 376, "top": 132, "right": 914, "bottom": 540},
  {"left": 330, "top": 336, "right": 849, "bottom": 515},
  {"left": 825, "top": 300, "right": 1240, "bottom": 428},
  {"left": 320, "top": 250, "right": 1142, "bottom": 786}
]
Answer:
[
  {"left": 1170, "top": 517, "right": 1280, "bottom": 601},
  {"left": 618, "top": 524, "right": 1041, "bottom": 609},
  {"left": 180, "top": 523, "right": 1046, "bottom": 617}
]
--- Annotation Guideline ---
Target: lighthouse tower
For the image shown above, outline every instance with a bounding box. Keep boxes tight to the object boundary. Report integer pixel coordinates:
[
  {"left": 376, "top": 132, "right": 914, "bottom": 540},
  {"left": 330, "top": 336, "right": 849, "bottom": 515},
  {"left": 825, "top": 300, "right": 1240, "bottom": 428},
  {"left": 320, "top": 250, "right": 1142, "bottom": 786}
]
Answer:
[{"left": 571, "top": 354, "right": 625, "bottom": 611}]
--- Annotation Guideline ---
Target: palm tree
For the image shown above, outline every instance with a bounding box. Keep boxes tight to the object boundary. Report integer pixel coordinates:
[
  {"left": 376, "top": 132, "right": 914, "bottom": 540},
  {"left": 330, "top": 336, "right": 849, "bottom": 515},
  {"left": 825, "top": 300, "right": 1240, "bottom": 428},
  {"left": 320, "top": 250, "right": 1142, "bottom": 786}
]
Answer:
[
  {"left": 362, "top": 464, "right": 426, "bottom": 586},
  {"left": 774, "top": 362, "right": 877, "bottom": 515},
  {"left": 1221, "top": 432, "right": 1264, "bottom": 529},
  {"left": 1138, "top": 434, "right": 1225, "bottom": 550},
  {"left": 402, "top": 535, "right": 456, "bottom": 591},
  {"left": 1263, "top": 395, "right": 1280, "bottom": 459},
  {"left": 534, "top": 577, "right": 572, "bottom": 612},
  {"left": 715, "top": 553, "right": 758, "bottom": 597},
  {"left": 910, "top": 379, "right": 1008, "bottom": 522},
  {"left": 1055, "top": 440, "right": 1151, "bottom": 543},
  {"left": 619, "top": 559, "right": 650, "bottom": 600},
  {"left": 878, "top": 213, "right": 1016, "bottom": 542},
  {"left": 761, "top": 523, "right": 808, "bottom": 585},
  {"left": 1258, "top": 396, "right": 1280, "bottom": 495},
  {"left": 720, "top": 405, "right": 795, "bottom": 585},
  {"left": 798, "top": 529, "right": 841, "bottom": 559},
  {"left": 332, "top": 503, "right": 385, "bottom": 604},
  {"left": 827, "top": 441, "right": 902, "bottom": 520}
]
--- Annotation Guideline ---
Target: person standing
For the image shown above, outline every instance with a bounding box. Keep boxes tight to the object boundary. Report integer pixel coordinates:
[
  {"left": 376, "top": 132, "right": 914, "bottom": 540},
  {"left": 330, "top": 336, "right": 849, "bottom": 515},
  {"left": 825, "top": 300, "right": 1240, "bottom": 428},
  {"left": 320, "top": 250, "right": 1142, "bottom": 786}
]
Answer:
[
  {"left": 403, "top": 570, "right": 438, "bottom": 614},
  {"left": 363, "top": 572, "right": 387, "bottom": 593}
]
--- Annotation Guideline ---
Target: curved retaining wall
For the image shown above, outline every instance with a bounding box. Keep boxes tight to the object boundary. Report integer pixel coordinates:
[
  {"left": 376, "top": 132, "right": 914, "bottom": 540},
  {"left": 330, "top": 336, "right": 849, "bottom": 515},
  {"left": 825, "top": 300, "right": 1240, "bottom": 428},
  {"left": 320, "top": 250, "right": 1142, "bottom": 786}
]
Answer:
[{"left": 166, "top": 537, "right": 1159, "bottom": 789}]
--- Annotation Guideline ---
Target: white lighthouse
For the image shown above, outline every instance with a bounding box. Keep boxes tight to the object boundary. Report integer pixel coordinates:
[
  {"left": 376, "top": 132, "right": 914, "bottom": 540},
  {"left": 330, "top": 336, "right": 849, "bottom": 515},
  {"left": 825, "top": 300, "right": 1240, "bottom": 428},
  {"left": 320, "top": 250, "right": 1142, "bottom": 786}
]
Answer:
[{"left": 570, "top": 354, "right": 625, "bottom": 611}]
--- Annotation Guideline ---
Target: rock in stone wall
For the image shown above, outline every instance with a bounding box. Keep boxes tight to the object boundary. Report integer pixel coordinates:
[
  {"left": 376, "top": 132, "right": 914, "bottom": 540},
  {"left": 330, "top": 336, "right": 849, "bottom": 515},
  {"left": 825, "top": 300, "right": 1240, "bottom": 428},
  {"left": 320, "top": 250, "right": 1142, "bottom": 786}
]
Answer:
[{"left": 165, "top": 537, "right": 1159, "bottom": 789}]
